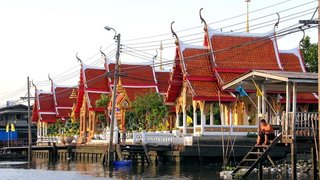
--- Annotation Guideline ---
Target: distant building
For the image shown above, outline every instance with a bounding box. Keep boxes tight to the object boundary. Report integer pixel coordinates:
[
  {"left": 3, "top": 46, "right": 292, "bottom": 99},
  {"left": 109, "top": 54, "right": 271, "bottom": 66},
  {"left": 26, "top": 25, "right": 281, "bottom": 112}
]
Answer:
[{"left": 0, "top": 104, "right": 36, "bottom": 140}]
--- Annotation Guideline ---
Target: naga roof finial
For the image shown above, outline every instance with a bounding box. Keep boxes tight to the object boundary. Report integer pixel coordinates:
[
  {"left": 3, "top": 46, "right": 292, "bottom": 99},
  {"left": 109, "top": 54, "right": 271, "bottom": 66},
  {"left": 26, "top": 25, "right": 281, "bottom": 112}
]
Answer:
[
  {"left": 199, "top": 8, "right": 208, "bottom": 31},
  {"left": 76, "top": 52, "right": 83, "bottom": 64},
  {"left": 274, "top": 13, "right": 280, "bottom": 30},
  {"left": 171, "top": 21, "right": 179, "bottom": 45}
]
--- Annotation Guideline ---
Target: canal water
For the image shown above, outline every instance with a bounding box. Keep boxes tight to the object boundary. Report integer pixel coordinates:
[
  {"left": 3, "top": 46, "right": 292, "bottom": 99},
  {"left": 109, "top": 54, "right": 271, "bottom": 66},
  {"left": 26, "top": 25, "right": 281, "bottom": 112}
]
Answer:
[{"left": 0, "top": 159, "right": 309, "bottom": 180}]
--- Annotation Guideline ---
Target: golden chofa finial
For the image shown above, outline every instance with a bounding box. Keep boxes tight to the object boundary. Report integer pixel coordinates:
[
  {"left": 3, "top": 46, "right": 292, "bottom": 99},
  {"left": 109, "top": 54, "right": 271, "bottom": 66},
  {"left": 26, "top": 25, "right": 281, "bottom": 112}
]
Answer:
[
  {"left": 69, "top": 88, "right": 77, "bottom": 99},
  {"left": 116, "top": 77, "right": 124, "bottom": 93}
]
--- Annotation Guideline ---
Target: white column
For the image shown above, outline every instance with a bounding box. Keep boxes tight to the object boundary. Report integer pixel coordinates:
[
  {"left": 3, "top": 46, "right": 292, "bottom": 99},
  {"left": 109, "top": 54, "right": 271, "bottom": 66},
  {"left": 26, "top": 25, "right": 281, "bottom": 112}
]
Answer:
[
  {"left": 220, "top": 104, "right": 225, "bottom": 126},
  {"left": 261, "top": 84, "right": 266, "bottom": 116},
  {"left": 210, "top": 104, "right": 214, "bottom": 125},
  {"left": 200, "top": 109, "right": 205, "bottom": 135},
  {"left": 257, "top": 96, "right": 261, "bottom": 116},
  {"left": 44, "top": 123, "right": 47, "bottom": 136},
  {"left": 193, "top": 108, "right": 197, "bottom": 136},
  {"left": 39, "top": 122, "right": 42, "bottom": 138},
  {"left": 182, "top": 108, "right": 187, "bottom": 135},
  {"left": 175, "top": 112, "right": 179, "bottom": 128}
]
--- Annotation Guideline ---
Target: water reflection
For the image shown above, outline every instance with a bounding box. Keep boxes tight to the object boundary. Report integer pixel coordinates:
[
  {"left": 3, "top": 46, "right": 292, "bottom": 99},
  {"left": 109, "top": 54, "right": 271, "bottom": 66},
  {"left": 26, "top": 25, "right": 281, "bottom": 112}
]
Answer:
[{"left": 0, "top": 158, "right": 311, "bottom": 179}]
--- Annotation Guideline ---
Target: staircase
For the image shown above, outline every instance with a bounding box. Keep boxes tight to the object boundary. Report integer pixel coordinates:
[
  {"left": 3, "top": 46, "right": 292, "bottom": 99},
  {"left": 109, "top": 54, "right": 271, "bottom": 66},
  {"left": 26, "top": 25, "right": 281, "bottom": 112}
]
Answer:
[
  {"left": 120, "top": 144, "right": 152, "bottom": 164},
  {"left": 232, "top": 133, "right": 282, "bottom": 179}
]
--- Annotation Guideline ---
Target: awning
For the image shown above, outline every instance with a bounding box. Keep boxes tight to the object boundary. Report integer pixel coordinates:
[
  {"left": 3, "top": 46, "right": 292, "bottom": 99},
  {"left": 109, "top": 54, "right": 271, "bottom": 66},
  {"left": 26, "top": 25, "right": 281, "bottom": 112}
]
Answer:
[{"left": 222, "top": 70, "right": 318, "bottom": 93}]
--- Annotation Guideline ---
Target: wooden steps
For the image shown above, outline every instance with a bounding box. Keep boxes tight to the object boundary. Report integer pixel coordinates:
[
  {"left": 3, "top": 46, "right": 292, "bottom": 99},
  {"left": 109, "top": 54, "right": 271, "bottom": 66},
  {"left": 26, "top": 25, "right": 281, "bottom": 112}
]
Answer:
[
  {"left": 120, "top": 144, "right": 152, "bottom": 165},
  {"left": 232, "top": 133, "right": 282, "bottom": 179}
]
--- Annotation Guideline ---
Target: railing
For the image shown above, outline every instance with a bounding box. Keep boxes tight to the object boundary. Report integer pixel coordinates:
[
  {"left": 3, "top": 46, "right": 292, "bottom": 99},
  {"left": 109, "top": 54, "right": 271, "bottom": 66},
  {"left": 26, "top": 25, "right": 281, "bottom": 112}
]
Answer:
[
  {"left": 283, "top": 112, "right": 318, "bottom": 140},
  {"left": 0, "top": 138, "right": 37, "bottom": 148},
  {"left": 133, "top": 132, "right": 174, "bottom": 145}
]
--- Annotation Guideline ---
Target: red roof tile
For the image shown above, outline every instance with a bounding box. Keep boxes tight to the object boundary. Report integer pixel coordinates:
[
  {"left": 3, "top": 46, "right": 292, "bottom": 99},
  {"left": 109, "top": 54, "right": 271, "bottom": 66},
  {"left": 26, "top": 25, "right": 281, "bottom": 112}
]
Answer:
[
  {"left": 182, "top": 48, "right": 213, "bottom": 77},
  {"left": 108, "top": 63, "right": 157, "bottom": 86},
  {"left": 211, "top": 34, "right": 281, "bottom": 70},
  {"left": 84, "top": 68, "right": 109, "bottom": 91},
  {"left": 88, "top": 92, "right": 107, "bottom": 109},
  {"left": 38, "top": 93, "right": 55, "bottom": 112},
  {"left": 188, "top": 80, "right": 235, "bottom": 102},
  {"left": 54, "top": 87, "right": 77, "bottom": 107},
  {"left": 166, "top": 49, "right": 183, "bottom": 103},
  {"left": 40, "top": 114, "right": 57, "bottom": 123},
  {"left": 279, "top": 52, "right": 304, "bottom": 72},
  {"left": 56, "top": 109, "right": 72, "bottom": 118},
  {"left": 155, "top": 71, "right": 171, "bottom": 93},
  {"left": 125, "top": 87, "right": 157, "bottom": 101}
]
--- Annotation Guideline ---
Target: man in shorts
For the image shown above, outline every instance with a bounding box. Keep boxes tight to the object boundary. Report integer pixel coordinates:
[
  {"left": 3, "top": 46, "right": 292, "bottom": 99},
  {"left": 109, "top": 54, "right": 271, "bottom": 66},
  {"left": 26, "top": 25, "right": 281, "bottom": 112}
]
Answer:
[{"left": 256, "top": 119, "right": 275, "bottom": 145}]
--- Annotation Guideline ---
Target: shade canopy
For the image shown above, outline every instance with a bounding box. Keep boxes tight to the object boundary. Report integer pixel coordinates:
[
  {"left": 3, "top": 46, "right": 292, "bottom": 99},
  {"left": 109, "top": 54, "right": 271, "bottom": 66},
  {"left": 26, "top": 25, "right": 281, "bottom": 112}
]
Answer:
[{"left": 222, "top": 70, "right": 318, "bottom": 93}]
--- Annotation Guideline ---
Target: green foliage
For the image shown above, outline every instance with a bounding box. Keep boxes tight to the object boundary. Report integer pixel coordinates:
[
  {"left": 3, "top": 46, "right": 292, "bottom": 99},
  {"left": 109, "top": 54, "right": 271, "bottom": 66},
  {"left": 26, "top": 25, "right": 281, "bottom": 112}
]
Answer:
[
  {"left": 64, "top": 119, "right": 80, "bottom": 135},
  {"left": 301, "top": 35, "right": 318, "bottom": 72},
  {"left": 47, "top": 119, "right": 64, "bottom": 135},
  {"left": 95, "top": 94, "right": 110, "bottom": 109},
  {"left": 47, "top": 118, "right": 80, "bottom": 136},
  {"left": 126, "top": 92, "right": 168, "bottom": 132}
]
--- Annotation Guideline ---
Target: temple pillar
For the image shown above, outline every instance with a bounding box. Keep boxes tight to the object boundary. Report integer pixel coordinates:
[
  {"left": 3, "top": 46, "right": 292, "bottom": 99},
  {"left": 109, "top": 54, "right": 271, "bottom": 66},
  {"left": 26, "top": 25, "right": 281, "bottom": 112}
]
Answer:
[
  {"left": 210, "top": 103, "right": 214, "bottom": 125},
  {"left": 261, "top": 83, "right": 266, "bottom": 117},
  {"left": 193, "top": 101, "right": 197, "bottom": 136},
  {"left": 182, "top": 107, "right": 187, "bottom": 135},
  {"left": 200, "top": 101, "right": 205, "bottom": 135},
  {"left": 220, "top": 104, "right": 225, "bottom": 126}
]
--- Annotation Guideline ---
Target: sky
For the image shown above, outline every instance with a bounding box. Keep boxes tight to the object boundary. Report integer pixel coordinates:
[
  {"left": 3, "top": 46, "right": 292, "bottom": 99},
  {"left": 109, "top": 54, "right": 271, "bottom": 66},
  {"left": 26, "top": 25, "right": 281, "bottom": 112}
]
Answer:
[{"left": 0, "top": 0, "right": 318, "bottom": 106}]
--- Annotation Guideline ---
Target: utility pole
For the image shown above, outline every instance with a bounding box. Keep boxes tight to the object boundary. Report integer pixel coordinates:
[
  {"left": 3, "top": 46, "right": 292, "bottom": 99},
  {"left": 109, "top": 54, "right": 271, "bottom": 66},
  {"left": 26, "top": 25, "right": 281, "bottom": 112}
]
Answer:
[
  {"left": 299, "top": 4, "right": 320, "bottom": 179},
  {"left": 104, "top": 26, "right": 121, "bottom": 166},
  {"left": 20, "top": 77, "right": 34, "bottom": 168},
  {"left": 27, "top": 76, "right": 32, "bottom": 168},
  {"left": 318, "top": 2, "right": 320, "bottom": 178}
]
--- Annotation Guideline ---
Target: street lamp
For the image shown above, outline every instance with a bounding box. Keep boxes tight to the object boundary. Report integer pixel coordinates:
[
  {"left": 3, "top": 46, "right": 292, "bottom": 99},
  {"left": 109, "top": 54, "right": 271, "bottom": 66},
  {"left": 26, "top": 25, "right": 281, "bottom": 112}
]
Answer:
[{"left": 104, "top": 25, "right": 121, "bottom": 166}]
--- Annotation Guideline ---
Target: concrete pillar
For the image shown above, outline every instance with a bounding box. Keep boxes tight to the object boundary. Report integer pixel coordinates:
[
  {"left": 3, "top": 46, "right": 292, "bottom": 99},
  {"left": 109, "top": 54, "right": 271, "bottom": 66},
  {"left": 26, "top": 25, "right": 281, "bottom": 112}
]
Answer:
[
  {"left": 210, "top": 104, "right": 214, "bottom": 125},
  {"left": 193, "top": 107, "right": 197, "bottom": 136},
  {"left": 261, "top": 84, "right": 266, "bottom": 116},
  {"left": 175, "top": 111, "right": 179, "bottom": 128},
  {"left": 220, "top": 104, "right": 225, "bottom": 126},
  {"left": 182, "top": 108, "right": 187, "bottom": 135},
  {"left": 200, "top": 108, "right": 205, "bottom": 135}
]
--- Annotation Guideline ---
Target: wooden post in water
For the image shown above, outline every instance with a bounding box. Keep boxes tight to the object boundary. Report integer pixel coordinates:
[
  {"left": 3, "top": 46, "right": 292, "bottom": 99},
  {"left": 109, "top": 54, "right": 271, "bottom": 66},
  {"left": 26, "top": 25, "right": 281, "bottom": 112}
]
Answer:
[
  {"left": 258, "top": 162, "right": 263, "bottom": 180},
  {"left": 312, "top": 147, "right": 317, "bottom": 180},
  {"left": 291, "top": 82, "right": 297, "bottom": 180}
]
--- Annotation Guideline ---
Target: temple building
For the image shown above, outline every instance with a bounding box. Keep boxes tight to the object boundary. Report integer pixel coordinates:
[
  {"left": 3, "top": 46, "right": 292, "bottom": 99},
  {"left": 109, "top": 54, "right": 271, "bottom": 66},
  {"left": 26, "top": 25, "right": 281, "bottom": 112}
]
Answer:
[
  {"left": 73, "top": 52, "right": 171, "bottom": 142},
  {"left": 166, "top": 13, "right": 317, "bottom": 136},
  {"left": 32, "top": 80, "right": 77, "bottom": 139}
]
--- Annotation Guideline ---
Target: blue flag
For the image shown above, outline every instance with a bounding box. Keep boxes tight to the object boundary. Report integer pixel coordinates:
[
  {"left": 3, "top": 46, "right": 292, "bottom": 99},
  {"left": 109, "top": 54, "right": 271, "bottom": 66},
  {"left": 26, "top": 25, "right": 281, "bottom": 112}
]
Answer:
[{"left": 236, "top": 85, "right": 248, "bottom": 97}]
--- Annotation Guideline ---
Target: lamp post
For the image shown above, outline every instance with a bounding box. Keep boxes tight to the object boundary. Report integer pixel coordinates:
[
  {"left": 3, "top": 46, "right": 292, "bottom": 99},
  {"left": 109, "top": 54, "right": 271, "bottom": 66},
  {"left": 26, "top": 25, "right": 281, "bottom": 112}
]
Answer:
[{"left": 104, "top": 25, "right": 121, "bottom": 166}]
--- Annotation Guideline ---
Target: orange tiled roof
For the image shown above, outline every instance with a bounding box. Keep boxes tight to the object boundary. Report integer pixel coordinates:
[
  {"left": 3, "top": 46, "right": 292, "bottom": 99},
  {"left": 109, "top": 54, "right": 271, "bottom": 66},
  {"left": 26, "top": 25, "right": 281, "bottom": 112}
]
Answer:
[
  {"left": 182, "top": 48, "right": 213, "bottom": 77},
  {"left": 210, "top": 34, "right": 281, "bottom": 70},
  {"left": 188, "top": 80, "right": 234, "bottom": 101},
  {"left": 125, "top": 87, "right": 157, "bottom": 102},
  {"left": 279, "top": 52, "right": 305, "bottom": 72}
]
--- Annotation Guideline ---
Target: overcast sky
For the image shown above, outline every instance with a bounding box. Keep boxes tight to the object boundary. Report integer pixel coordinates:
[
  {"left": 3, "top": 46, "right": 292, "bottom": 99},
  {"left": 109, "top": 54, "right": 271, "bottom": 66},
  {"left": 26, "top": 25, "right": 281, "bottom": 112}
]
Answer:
[{"left": 0, "top": 0, "right": 317, "bottom": 106}]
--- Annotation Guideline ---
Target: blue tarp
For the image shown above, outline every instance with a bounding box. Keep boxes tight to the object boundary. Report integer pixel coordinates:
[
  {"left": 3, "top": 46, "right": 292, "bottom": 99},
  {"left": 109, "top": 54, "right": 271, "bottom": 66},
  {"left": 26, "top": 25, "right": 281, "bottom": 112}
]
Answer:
[{"left": 0, "top": 131, "right": 17, "bottom": 141}]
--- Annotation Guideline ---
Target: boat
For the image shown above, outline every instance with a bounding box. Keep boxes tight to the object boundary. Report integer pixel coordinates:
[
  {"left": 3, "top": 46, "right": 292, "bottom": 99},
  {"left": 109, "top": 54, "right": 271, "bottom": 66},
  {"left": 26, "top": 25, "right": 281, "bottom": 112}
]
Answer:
[{"left": 113, "top": 160, "right": 132, "bottom": 167}]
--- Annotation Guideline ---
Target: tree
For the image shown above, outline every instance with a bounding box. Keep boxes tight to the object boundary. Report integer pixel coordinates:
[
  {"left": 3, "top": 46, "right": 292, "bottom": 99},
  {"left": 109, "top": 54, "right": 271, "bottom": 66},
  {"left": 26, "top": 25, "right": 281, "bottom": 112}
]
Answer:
[
  {"left": 126, "top": 92, "right": 168, "bottom": 132},
  {"left": 301, "top": 35, "right": 318, "bottom": 72},
  {"left": 95, "top": 94, "right": 111, "bottom": 128}
]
